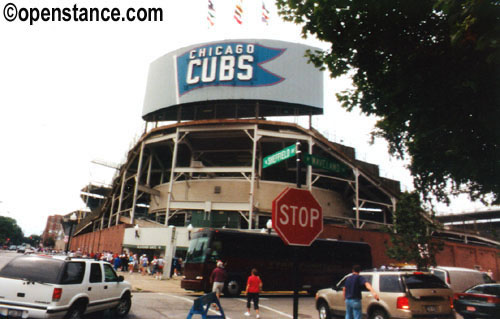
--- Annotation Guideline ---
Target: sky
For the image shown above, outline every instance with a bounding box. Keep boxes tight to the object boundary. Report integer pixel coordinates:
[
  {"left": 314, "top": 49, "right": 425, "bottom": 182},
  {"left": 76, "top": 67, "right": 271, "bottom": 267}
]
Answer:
[{"left": 0, "top": 0, "right": 487, "bottom": 236}]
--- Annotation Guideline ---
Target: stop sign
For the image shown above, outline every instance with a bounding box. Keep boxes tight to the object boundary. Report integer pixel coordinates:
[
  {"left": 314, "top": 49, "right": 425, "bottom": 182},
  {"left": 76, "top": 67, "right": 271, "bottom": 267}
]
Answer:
[{"left": 272, "top": 187, "right": 323, "bottom": 246}]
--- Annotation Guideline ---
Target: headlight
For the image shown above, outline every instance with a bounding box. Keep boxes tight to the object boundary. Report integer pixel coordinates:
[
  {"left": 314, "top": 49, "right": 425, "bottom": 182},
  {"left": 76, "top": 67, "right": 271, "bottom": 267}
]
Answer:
[{"left": 196, "top": 276, "right": 204, "bottom": 280}]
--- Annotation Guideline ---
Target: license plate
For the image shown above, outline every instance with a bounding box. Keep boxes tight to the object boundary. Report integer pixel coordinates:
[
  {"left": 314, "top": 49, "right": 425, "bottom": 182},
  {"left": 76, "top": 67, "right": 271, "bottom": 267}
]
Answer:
[
  {"left": 426, "top": 305, "right": 437, "bottom": 313},
  {"left": 466, "top": 306, "right": 476, "bottom": 312}
]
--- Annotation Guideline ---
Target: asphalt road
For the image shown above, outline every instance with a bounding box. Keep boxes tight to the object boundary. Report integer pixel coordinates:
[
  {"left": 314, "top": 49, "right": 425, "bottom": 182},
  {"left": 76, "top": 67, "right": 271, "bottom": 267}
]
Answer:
[
  {"left": 129, "top": 292, "right": 316, "bottom": 319},
  {"left": 0, "top": 251, "right": 464, "bottom": 319},
  {"left": 0, "top": 250, "right": 318, "bottom": 318}
]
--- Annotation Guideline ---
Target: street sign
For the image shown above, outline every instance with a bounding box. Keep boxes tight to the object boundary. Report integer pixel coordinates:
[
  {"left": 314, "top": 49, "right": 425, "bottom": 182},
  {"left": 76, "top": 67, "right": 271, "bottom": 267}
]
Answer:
[
  {"left": 263, "top": 144, "right": 296, "bottom": 168},
  {"left": 272, "top": 187, "right": 323, "bottom": 246},
  {"left": 303, "top": 153, "right": 350, "bottom": 175}
]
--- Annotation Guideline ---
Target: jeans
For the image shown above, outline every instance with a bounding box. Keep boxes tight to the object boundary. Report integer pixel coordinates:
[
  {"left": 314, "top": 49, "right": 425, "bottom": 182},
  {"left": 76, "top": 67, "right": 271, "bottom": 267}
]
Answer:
[{"left": 345, "top": 298, "right": 362, "bottom": 319}]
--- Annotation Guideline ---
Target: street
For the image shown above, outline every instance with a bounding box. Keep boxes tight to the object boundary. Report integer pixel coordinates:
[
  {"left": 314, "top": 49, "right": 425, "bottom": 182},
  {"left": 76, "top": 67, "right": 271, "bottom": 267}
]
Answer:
[
  {"left": 128, "top": 292, "right": 316, "bottom": 319},
  {"left": 0, "top": 251, "right": 317, "bottom": 318}
]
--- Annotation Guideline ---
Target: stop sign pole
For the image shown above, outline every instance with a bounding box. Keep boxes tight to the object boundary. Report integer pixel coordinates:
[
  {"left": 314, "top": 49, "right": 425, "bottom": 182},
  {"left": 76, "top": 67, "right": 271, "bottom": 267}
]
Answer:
[
  {"left": 293, "top": 141, "right": 300, "bottom": 319},
  {"left": 271, "top": 142, "right": 324, "bottom": 319}
]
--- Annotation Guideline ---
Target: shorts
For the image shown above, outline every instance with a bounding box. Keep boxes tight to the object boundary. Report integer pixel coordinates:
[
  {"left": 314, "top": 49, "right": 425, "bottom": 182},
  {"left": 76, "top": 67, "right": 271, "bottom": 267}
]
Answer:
[{"left": 212, "top": 282, "right": 224, "bottom": 294}]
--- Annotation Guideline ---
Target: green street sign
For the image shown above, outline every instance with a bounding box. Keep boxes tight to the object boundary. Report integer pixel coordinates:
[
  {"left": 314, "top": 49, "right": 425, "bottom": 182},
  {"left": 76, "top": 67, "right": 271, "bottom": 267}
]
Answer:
[
  {"left": 303, "top": 153, "right": 350, "bottom": 175},
  {"left": 263, "top": 144, "right": 297, "bottom": 168}
]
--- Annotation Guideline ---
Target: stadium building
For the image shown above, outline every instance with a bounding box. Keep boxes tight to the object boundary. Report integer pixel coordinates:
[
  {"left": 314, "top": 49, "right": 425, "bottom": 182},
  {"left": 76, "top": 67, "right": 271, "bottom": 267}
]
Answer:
[{"left": 68, "top": 39, "right": 499, "bottom": 276}]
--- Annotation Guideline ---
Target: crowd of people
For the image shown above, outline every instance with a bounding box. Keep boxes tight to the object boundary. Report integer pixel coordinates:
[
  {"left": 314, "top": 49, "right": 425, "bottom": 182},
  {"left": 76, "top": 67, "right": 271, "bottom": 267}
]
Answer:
[{"left": 66, "top": 249, "right": 183, "bottom": 279}]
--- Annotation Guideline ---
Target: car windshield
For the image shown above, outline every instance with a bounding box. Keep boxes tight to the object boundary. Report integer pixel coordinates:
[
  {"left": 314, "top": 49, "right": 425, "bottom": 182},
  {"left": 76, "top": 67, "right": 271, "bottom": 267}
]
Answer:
[
  {"left": 467, "top": 285, "right": 500, "bottom": 296},
  {"left": 0, "top": 256, "right": 64, "bottom": 284},
  {"left": 403, "top": 274, "right": 449, "bottom": 289}
]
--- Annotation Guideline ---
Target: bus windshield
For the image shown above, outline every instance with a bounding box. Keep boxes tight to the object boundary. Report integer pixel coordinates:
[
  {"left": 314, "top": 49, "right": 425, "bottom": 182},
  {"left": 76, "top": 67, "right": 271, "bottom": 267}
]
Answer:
[{"left": 185, "top": 236, "right": 210, "bottom": 263}]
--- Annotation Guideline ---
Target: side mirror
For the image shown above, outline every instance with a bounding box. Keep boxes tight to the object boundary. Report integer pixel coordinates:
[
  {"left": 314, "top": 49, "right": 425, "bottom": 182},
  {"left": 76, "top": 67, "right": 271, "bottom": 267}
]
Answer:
[{"left": 118, "top": 275, "right": 124, "bottom": 282}]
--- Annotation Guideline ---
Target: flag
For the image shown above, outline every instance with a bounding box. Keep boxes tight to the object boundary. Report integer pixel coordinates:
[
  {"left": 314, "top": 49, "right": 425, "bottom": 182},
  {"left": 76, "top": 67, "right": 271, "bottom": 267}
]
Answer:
[
  {"left": 262, "top": 1, "right": 270, "bottom": 25},
  {"left": 207, "top": 0, "right": 216, "bottom": 27},
  {"left": 234, "top": 0, "right": 243, "bottom": 25}
]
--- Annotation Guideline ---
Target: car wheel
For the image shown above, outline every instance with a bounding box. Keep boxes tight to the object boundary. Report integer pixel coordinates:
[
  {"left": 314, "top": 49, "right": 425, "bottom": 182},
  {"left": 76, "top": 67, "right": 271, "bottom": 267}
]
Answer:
[
  {"left": 225, "top": 278, "right": 242, "bottom": 297},
  {"left": 64, "top": 304, "right": 84, "bottom": 319},
  {"left": 370, "top": 308, "right": 388, "bottom": 319},
  {"left": 114, "top": 293, "right": 132, "bottom": 317},
  {"left": 318, "top": 301, "right": 332, "bottom": 319}
]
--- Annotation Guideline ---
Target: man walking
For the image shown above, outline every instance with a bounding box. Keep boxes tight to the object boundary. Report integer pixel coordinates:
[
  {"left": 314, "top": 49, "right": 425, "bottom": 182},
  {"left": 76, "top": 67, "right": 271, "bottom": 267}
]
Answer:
[
  {"left": 343, "top": 265, "right": 379, "bottom": 319},
  {"left": 210, "top": 261, "right": 227, "bottom": 310}
]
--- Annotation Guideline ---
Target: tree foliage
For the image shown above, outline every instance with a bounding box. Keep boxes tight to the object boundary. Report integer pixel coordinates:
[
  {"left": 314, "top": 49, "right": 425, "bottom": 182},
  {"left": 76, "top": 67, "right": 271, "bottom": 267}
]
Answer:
[
  {"left": 0, "top": 216, "right": 24, "bottom": 245},
  {"left": 276, "top": 0, "right": 500, "bottom": 204},
  {"left": 43, "top": 236, "right": 56, "bottom": 248},
  {"left": 385, "top": 192, "right": 443, "bottom": 269},
  {"left": 25, "top": 234, "right": 41, "bottom": 247}
]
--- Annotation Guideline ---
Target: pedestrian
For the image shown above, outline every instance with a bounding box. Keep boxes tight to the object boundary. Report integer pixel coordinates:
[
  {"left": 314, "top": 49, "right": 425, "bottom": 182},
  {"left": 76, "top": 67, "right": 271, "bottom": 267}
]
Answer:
[
  {"left": 244, "top": 268, "right": 263, "bottom": 318},
  {"left": 210, "top": 261, "right": 227, "bottom": 310},
  {"left": 121, "top": 253, "right": 129, "bottom": 272},
  {"left": 128, "top": 254, "right": 135, "bottom": 273},
  {"left": 140, "top": 254, "right": 149, "bottom": 276},
  {"left": 113, "top": 255, "right": 121, "bottom": 271},
  {"left": 343, "top": 265, "right": 379, "bottom": 319},
  {"left": 151, "top": 256, "right": 159, "bottom": 276},
  {"left": 171, "top": 257, "right": 178, "bottom": 277},
  {"left": 176, "top": 257, "right": 183, "bottom": 276},
  {"left": 156, "top": 256, "right": 165, "bottom": 280},
  {"left": 487, "top": 269, "right": 494, "bottom": 280}
]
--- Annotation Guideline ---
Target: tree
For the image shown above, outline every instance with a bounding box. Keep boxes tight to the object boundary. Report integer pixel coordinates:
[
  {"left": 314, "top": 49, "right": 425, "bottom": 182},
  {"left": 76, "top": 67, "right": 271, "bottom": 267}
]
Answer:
[
  {"left": 43, "top": 236, "right": 56, "bottom": 248},
  {"left": 385, "top": 192, "right": 443, "bottom": 269},
  {"left": 0, "top": 216, "right": 24, "bottom": 245},
  {"left": 25, "top": 235, "right": 41, "bottom": 247},
  {"left": 276, "top": 0, "right": 500, "bottom": 205}
]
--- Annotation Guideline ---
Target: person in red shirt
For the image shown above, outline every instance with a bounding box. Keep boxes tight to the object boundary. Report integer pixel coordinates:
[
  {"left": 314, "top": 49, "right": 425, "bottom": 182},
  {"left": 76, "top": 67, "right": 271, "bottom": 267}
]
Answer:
[{"left": 244, "top": 268, "right": 263, "bottom": 318}]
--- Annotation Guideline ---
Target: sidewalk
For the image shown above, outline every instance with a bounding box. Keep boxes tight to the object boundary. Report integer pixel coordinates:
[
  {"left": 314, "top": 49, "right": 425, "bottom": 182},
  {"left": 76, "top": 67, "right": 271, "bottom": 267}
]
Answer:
[{"left": 121, "top": 271, "right": 187, "bottom": 294}]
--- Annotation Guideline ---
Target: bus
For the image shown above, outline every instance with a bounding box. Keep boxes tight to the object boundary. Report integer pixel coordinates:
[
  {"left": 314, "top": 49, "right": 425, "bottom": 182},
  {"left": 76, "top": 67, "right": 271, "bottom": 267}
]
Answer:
[{"left": 180, "top": 228, "right": 372, "bottom": 296}]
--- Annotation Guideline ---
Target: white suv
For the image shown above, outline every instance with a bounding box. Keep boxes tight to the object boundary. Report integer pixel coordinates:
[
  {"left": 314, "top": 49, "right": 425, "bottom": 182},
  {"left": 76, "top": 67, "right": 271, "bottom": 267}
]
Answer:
[{"left": 0, "top": 255, "right": 132, "bottom": 319}]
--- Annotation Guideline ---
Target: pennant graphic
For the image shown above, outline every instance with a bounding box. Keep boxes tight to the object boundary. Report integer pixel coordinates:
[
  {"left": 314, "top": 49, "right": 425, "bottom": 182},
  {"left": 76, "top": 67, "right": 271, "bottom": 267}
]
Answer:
[
  {"left": 207, "top": 0, "right": 215, "bottom": 27},
  {"left": 262, "top": 1, "right": 270, "bottom": 25},
  {"left": 234, "top": 0, "right": 243, "bottom": 24},
  {"left": 176, "top": 42, "right": 286, "bottom": 96}
]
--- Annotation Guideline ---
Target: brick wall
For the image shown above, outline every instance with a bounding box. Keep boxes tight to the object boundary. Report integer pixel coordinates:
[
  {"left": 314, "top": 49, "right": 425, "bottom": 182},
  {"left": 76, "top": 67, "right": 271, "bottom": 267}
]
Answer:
[
  {"left": 69, "top": 224, "right": 129, "bottom": 254},
  {"left": 321, "top": 224, "right": 500, "bottom": 280}
]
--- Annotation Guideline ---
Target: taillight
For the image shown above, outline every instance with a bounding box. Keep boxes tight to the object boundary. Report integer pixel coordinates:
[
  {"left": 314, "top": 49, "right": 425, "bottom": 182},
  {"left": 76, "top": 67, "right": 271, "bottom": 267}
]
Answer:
[
  {"left": 486, "top": 296, "right": 500, "bottom": 304},
  {"left": 449, "top": 296, "right": 454, "bottom": 309},
  {"left": 397, "top": 296, "right": 410, "bottom": 310},
  {"left": 52, "top": 288, "right": 62, "bottom": 301}
]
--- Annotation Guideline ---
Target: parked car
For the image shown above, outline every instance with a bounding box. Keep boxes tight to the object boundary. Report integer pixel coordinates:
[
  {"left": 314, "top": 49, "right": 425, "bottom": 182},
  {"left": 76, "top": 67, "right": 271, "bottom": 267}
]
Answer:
[
  {"left": 430, "top": 266, "right": 495, "bottom": 293},
  {"left": 315, "top": 268, "right": 455, "bottom": 319},
  {"left": 8, "top": 245, "right": 17, "bottom": 251},
  {"left": 0, "top": 255, "right": 132, "bottom": 319},
  {"left": 23, "top": 248, "right": 35, "bottom": 254},
  {"left": 453, "top": 283, "right": 500, "bottom": 319}
]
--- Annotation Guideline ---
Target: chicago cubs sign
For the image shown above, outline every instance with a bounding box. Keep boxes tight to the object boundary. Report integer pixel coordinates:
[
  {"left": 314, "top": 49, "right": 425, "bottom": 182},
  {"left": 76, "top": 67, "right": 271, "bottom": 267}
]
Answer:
[
  {"left": 142, "top": 39, "right": 324, "bottom": 121},
  {"left": 177, "top": 42, "right": 285, "bottom": 95}
]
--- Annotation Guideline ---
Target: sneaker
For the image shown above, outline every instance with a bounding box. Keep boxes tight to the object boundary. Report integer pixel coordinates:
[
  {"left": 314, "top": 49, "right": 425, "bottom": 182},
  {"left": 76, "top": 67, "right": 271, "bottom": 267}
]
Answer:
[
  {"left": 256, "top": 315, "right": 260, "bottom": 319},
  {"left": 244, "top": 312, "right": 250, "bottom": 316}
]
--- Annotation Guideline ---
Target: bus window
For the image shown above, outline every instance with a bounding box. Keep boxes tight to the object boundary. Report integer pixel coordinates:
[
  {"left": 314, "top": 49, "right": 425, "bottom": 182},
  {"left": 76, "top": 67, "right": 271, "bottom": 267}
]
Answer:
[
  {"left": 186, "top": 237, "right": 210, "bottom": 263},
  {"left": 207, "top": 240, "right": 222, "bottom": 262}
]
